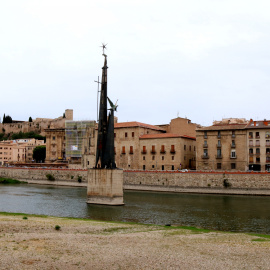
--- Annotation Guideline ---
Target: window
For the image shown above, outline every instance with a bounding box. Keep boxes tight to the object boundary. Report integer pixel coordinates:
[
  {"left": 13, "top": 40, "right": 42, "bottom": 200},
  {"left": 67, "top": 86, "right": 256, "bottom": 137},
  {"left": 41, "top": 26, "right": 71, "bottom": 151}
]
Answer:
[
  {"left": 152, "top": 165, "right": 155, "bottom": 169},
  {"left": 125, "top": 132, "right": 128, "bottom": 138},
  {"left": 184, "top": 145, "right": 186, "bottom": 151},
  {"left": 217, "top": 140, "right": 221, "bottom": 146},
  {"left": 151, "top": 145, "right": 156, "bottom": 154},
  {"left": 267, "top": 140, "right": 270, "bottom": 146},
  {"left": 204, "top": 131, "right": 207, "bottom": 139},
  {"left": 114, "top": 133, "right": 116, "bottom": 138},
  {"left": 249, "top": 140, "right": 253, "bottom": 146},
  {"left": 256, "top": 140, "right": 260, "bottom": 146},
  {"left": 232, "top": 131, "right": 235, "bottom": 137},
  {"left": 142, "top": 146, "right": 146, "bottom": 154},
  {"left": 232, "top": 140, "right": 235, "bottom": 147},
  {"left": 162, "top": 156, "right": 165, "bottom": 160},
  {"left": 256, "top": 148, "right": 260, "bottom": 154},
  {"left": 266, "top": 148, "right": 270, "bottom": 154},
  {"left": 152, "top": 155, "right": 155, "bottom": 161},
  {"left": 172, "top": 165, "right": 174, "bottom": 170},
  {"left": 170, "top": 145, "right": 175, "bottom": 153},
  {"left": 249, "top": 148, "right": 253, "bottom": 154},
  {"left": 231, "top": 163, "right": 236, "bottom": 169},
  {"left": 217, "top": 163, "right": 221, "bottom": 169},
  {"left": 256, "top": 157, "right": 260, "bottom": 163},
  {"left": 130, "top": 146, "right": 133, "bottom": 154},
  {"left": 249, "top": 132, "right": 253, "bottom": 138},
  {"left": 122, "top": 146, "right": 125, "bottom": 154},
  {"left": 217, "top": 131, "right": 221, "bottom": 138},
  {"left": 172, "top": 156, "right": 174, "bottom": 160},
  {"left": 256, "top": 132, "right": 260, "bottom": 138},
  {"left": 162, "top": 165, "right": 164, "bottom": 170},
  {"left": 231, "top": 150, "right": 236, "bottom": 158},
  {"left": 217, "top": 149, "right": 222, "bottom": 157},
  {"left": 132, "top": 132, "right": 134, "bottom": 137},
  {"left": 203, "top": 149, "right": 208, "bottom": 156},
  {"left": 161, "top": 145, "right": 165, "bottom": 153},
  {"left": 143, "top": 165, "right": 145, "bottom": 170},
  {"left": 53, "top": 136, "right": 55, "bottom": 140},
  {"left": 266, "top": 132, "right": 270, "bottom": 138}
]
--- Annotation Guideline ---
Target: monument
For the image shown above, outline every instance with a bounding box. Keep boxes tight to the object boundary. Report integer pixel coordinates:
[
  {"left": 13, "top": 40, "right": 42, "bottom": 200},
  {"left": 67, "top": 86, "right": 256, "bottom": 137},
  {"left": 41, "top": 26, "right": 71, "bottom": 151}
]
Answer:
[{"left": 87, "top": 44, "right": 124, "bottom": 205}]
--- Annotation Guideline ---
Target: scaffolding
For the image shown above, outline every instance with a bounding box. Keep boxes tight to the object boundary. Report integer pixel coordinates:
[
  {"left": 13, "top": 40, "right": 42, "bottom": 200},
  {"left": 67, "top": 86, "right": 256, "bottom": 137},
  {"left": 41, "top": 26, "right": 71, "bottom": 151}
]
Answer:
[{"left": 65, "top": 121, "right": 95, "bottom": 158}]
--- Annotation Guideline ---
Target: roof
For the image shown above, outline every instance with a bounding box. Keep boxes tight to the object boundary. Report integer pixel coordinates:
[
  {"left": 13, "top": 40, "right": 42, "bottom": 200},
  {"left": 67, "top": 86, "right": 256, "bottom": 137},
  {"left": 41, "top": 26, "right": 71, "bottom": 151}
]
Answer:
[
  {"left": 197, "top": 124, "right": 247, "bottom": 131},
  {"left": 139, "top": 133, "right": 196, "bottom": 140},
  {"left": 115, "top": 121, "right": 165, "bottom": 132},
  {"left": 246, "top": 120, "right": 270, "bottom": 129}
]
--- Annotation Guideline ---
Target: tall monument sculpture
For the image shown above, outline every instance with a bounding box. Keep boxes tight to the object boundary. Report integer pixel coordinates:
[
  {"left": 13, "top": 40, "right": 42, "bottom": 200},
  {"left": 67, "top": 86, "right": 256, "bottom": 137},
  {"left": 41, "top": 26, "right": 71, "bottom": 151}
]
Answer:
[
  {"left": 87, "top": 44, "right": 124, "bottom": 205},
  {"left": 95, "top": 44, "right": 117, "bottom": 169}
]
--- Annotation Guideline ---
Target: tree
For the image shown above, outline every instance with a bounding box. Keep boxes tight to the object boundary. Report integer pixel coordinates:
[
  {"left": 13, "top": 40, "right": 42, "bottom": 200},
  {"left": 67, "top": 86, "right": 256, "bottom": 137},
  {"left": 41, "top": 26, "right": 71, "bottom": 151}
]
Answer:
[
  {"left": 29, "top": 116, "right": 32, "bottom": 122},
  {"left": 33, "top": 145, "right": 46, "bottom": 163},
  {"left": 3, "top": 115, "right": 12, "bottom": 123},
  {"left": 63, "top": 113, "right": 66, "bottom": 118},
  {"left": 2, "top": 114, "right": 5, "bottom": 123}
]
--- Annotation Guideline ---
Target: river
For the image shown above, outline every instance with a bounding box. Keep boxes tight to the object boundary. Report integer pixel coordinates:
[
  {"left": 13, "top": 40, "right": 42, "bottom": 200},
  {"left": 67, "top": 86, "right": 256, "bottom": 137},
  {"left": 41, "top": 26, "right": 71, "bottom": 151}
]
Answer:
[{"left": 0, "top": 184, "right": 270, "bottom": 234}]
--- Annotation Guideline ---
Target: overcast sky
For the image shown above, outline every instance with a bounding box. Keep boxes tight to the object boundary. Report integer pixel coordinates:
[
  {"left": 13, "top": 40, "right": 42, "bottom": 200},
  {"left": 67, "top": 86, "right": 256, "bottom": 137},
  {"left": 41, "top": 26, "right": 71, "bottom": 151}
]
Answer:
[{"left": 1, "top": 0, "right": 269, "bottom": 126}]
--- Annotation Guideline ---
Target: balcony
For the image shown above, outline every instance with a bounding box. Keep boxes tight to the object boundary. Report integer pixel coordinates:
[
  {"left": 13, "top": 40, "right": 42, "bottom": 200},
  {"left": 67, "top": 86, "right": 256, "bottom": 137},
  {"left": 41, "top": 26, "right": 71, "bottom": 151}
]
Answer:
[
  {"left": 231, "top": 144, "right": 236, "bottom": 148},
  {"left": 203, "top": 144, "right": 208, "bottom": 148},
  {"left": 129, "top": 151, "right": 133, "bottom": 155},
  {"left": 160, "top": 150, "right": 166, "bottom": 154},
  {"left": 256, "top": 160, "right": 261, "bottom": 164},
  {"left": 201, "top": 155, "right": 209, "bottom": 159},
  {"left": 170, "top": 150, "right": 176, "bottom": 154},
  {"left": 249, "top": 136, "right": 253, "bottom": 139},
  {"left": 215, "top": 155, "right": 223, "bottom": 159},
  {"left": 230, "top": 155, "right": 237, "bottom": 159},
  {"left": 151, "top": 150, "right": 156, "bottom": 154},
  {"left": 121, "top": 152, "right": 126, "bottom": 155},
  {"left": 232, "top": 134, "right": 236, "bottom": 138},
  {"left": 249, "top": 144, "right": 254, "bottom": 147},
  {"left": 216, "top": 144, "right": 222, "bottom": 148},
  {"left": 256, "top": 136, "right": 260, "bottom": 139},
  {"left": 141, "top": 150, "right": 147, "bottom": 154}
]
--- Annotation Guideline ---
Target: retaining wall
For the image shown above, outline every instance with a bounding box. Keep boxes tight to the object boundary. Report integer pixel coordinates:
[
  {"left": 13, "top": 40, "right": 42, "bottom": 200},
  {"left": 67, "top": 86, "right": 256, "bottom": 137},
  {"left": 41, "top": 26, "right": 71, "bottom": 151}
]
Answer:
[{"left": 1, "top": 168, "right": 270, "bottom": 195}]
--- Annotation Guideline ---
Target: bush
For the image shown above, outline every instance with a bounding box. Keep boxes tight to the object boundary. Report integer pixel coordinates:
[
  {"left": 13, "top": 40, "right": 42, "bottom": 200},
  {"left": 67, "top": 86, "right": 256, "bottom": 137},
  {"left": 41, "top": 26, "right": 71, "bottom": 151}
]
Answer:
[
  {"left": 77, "top": 176, "right": 82, "bottom": 183},
  {"left": 46, "top": 174, "right": 55, "bottom": 181},
  {"left": 23, "top": 216, "right": 28, "bottom": 220},
  {"left": 223, "top": 179, "right": 231, "bottom": 188},
  {"left": 55, "top": 225, "right": 61, "bottom": 230}
]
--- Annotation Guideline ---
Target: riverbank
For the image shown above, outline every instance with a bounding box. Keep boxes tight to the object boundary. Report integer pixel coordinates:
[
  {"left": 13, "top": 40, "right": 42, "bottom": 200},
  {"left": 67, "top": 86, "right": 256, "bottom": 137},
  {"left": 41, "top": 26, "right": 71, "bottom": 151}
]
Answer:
[{"left": 0, "top": 213, "right": 270, "bottom": 269}]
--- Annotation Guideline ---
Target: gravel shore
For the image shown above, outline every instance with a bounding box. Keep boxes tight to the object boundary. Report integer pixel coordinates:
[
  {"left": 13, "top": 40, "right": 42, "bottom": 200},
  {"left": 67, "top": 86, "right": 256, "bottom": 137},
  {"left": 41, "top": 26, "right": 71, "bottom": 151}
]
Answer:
[{"left": 0, "top": 214, "right": 270, "bottom": 269}]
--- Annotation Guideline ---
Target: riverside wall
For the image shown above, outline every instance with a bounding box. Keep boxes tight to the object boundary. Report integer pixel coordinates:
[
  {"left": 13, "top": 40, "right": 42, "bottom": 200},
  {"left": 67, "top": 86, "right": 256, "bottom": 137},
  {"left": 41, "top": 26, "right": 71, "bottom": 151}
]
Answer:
[{"left": 1, "top": 167, "right": 270, "bottom": 195}]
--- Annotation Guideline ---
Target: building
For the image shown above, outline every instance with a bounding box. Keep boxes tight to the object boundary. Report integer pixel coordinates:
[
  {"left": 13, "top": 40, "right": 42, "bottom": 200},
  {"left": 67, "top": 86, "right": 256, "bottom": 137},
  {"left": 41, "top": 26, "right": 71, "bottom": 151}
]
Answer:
[
  {"left": 196, "top": 118, "right": 248, "bottom": 171},
  {"left": 0, "top": 138, "right": 45, "bottom": 166},
  {"left": 246, "top": 119, "right": 270, "bottom": 172}
]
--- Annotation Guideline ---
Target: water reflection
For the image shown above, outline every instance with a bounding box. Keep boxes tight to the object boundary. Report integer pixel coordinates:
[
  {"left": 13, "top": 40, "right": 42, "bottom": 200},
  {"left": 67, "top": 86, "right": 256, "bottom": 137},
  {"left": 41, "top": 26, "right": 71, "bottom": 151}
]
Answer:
[{"left": 0, "top": 184, "right": 270, "bottom": 234}]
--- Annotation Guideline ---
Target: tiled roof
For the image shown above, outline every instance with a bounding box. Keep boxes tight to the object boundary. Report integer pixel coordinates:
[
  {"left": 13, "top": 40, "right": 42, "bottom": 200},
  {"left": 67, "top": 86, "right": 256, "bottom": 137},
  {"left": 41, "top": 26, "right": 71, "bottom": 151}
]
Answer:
[
  {"left": 115, "top": 121, "right": 165, "bottom": 131},
  {"left": 139, "top": 133, "right": 196, "bottom": 140},
  {"left": 197, "top": 124, "right": 247, "bottom": 131},
  {"left": 246, "top": 120, "right": 270, "bottom": 129}
]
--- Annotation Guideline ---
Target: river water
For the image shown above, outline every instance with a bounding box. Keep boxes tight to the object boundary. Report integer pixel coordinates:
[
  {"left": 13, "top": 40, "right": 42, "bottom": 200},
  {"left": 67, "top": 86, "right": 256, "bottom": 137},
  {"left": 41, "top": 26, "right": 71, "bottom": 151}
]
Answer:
[{"left": 1, "top": 184, "right": 270, "bottom": 234}]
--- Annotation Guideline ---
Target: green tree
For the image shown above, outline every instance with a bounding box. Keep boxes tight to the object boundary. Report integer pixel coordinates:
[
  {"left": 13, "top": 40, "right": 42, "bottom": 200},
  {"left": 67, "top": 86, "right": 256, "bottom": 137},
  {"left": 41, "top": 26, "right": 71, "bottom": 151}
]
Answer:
[
  {"left": 33, "top": 145, "right": 46, "bottom": 163},
  {"left": 4, "top": 115, "right": 12, "bottom": 123},
  {"left": 63, "top": 113, "right": 66, "bottom": 118},
  {"left": 29, "top": 116, "right": 32, "bottom": 122},
  {"left": 2, "top": 113, "right": 5, "bottom": 123}
]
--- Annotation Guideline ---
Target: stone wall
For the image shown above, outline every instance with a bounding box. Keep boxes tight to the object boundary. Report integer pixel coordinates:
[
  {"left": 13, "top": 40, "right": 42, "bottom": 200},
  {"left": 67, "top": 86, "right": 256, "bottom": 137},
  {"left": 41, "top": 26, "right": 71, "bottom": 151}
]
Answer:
[{"left": 2, "top": 167, "right": 270, "bottom": 195}]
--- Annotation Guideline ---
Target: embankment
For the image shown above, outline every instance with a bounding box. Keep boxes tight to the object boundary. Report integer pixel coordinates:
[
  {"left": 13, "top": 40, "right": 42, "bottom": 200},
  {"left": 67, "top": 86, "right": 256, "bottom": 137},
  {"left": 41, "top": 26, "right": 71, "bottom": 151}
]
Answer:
[{"left": 1, "top": 167, "right": 270, "bottom": 195}]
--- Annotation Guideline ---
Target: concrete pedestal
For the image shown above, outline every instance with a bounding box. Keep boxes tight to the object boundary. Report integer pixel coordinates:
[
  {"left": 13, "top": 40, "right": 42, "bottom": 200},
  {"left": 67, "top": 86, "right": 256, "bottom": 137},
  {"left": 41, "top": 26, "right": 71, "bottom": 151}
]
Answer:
[{"left": 87, "top": 169, "right": 124, "bottom": 205}]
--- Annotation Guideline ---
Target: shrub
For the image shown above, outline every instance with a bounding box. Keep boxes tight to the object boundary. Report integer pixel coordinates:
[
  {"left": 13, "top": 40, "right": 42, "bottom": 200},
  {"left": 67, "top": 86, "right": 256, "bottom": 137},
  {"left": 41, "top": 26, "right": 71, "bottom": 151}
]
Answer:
[
  {"left": 223, "top": 179, "right": 231, "bottom": 188},
  {"left": 77, "top": 176, "right": 82, "bottom": 183},
  {"left": 23, "top": 216, "right": 28, "bottom": 220},
  {"left": 55, "top": 225, "right": 61, "bottom": 230},
  {"left": 46, "top": 174, "right": 55, "bottom": 181},
  {"left": 71, "top": 175, "right": 74, "bottom": 179}
]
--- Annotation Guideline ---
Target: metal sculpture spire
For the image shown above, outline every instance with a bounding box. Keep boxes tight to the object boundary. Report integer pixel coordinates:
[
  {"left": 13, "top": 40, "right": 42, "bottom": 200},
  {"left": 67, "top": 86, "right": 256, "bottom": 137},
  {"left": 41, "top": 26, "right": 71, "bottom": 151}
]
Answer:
[{"left": 95, "top": 44, "right": 116, "bottom": 169}]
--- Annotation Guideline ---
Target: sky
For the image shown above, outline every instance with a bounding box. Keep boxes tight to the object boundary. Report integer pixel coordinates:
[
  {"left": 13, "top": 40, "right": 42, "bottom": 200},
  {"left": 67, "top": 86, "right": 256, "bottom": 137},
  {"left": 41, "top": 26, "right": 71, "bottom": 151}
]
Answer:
[{"left": 0, "top": 0, "right": 270, "bottom": 127}]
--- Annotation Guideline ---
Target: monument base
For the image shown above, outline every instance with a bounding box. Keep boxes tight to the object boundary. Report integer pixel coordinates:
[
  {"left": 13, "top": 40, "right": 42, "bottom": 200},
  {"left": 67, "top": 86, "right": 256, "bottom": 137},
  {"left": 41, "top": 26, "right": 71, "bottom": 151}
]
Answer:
[{"left": 87, "top": 168, "right": 124, "bottom": 205}]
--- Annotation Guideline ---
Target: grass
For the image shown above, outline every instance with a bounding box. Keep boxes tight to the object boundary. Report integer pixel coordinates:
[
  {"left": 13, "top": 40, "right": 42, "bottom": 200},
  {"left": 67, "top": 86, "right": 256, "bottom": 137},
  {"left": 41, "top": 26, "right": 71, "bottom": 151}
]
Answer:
[{"left": 0, "top": 177, "right": 27, "bottom": 184}]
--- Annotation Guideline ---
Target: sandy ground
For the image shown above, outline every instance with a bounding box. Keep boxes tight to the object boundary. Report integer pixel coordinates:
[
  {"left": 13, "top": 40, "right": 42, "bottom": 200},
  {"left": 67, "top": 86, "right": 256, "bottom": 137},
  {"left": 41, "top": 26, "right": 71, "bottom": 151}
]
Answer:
[{"left": 0, "top": 214, "right": 270, "bottom": 270}]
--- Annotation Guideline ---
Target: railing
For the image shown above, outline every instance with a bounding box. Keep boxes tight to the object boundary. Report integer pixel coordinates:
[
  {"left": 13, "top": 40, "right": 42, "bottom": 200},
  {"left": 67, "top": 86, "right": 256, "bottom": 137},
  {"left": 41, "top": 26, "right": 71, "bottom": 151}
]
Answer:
[
  {"left": 201, "top": 155, "right": 209, "bottom": 159},
  {"left": 160, "top": 150, "right": 166, "bottom": 154},
  {"left": 203, "top": 144, "right": 208, "bottom": 148},
  {"left": 231, "top": 144, "right": 236, "bottom": 148},
  {"left": 129, "top": 151, "right": 133, "bottom": 155},
  {"left": 151, "top": 151, "right": 156, "bottom": 154},
  {"left": 141, "top": 151, "right": 147, "bottom": 154},
  {"left": 215, "top": 155, "right": 223, "bottom": 159},
  {"left": 170, "top": 150, "right": 176, "bottom": 154},
  {"left": 230, "top": 155, "right": 237, "bottom": 159},
  {"left": 216, "top": 144, "right": 222, "bottom": 148}
]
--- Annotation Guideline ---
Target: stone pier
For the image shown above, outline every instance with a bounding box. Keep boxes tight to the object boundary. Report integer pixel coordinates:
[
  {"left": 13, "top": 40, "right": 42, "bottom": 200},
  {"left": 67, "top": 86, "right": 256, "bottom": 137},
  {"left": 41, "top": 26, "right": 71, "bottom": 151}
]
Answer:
[{"left": 87, "top": 169, "right": 124, "bottom": 205}]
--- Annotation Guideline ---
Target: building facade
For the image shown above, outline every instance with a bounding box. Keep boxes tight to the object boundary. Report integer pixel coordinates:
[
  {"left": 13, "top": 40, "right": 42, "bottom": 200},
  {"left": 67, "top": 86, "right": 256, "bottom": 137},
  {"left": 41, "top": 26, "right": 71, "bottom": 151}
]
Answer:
[{"left": 196, "top": 119, "right": 248, "bottom": 171}]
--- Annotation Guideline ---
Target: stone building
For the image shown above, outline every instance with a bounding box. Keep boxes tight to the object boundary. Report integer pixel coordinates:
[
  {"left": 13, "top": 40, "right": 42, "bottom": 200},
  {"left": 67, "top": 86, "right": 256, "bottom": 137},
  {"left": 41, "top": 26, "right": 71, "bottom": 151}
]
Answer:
[
  {"left": 246, "top": 119, "right": 270, "bottom": 171},
  {"left": 196, "top": 118, "right": 248, "bottom": 171},
  {"left": 0, "top": 109, "right": 73, "bottom": 136},
  {"left": 113, "top": 117, "right": 197, "bottom": 170},
  {"left": 0, "top": 138, "right": 45, "bottom": 165}
]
